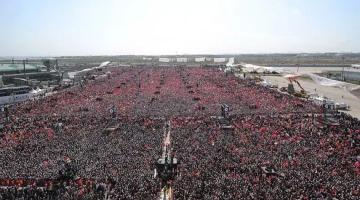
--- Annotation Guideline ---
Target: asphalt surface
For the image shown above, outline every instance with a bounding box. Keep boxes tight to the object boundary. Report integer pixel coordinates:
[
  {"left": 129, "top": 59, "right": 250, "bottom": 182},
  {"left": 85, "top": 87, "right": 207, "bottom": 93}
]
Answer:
[{"left": 263, "top": 76, "right": 360, "bottom": 118}]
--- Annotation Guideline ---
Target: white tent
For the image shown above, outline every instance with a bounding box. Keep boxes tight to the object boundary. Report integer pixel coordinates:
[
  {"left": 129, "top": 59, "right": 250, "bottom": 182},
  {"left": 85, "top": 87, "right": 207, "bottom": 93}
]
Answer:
[
  {"left": 214, "top": 58, "right": 226, "bottom": 63},
  {"left": 159, "top": 58, "right": 170, "bottom": 62},
  {"left": 195, "top": 57, "right": 205, "bottom": 62},
  {"left": 176, "top": 58, "right": 188, "bottom": 62},
  {"left": 98, "top": 61, "right": 111, "bottom": 68},
  {"left": 67, "top": 61, "right": 111, "bottom": 79},
  {"left": 241, "top": 63, "right": 264, "bottom": 71}
]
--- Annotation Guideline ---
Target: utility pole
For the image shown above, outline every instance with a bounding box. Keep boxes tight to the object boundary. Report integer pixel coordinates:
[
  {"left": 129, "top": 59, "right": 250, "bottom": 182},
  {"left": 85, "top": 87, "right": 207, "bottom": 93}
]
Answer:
[
  {"left": 297, "top": 55, "right": 300, "bottom": 72},
  {"left": 314, "top": 54, "right": 318, "bottom": 74},
  {"left": 342, "top": 57, "right": 345, "bottom": 81}
]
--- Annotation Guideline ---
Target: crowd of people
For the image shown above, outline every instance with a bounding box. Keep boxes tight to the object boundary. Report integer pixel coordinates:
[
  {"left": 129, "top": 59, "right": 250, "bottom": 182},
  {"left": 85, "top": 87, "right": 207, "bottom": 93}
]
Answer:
[
  {"left": 0, "top": 66, "right": 358, "bottom": 199},
  {"left": 171, "top": 113, "right": 359, "bottom": 199}
]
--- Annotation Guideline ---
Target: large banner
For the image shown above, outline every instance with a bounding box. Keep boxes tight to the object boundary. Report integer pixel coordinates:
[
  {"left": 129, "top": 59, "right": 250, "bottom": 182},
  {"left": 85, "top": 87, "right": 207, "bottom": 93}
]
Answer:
[
  {"left": 177, "top": 58, "right": 188, "bottom": 63},
  {"left": 214, "top": 58, "right": 226, "bottom": 63},
  {"left": 195, "top": 57, "right": 205, "bottom": 62},
  {"left": 159, "top": 58, "right": 170, "bottom": 62},
  {"left": 306, "top": 73, "right": 360, "bottom": 91}
]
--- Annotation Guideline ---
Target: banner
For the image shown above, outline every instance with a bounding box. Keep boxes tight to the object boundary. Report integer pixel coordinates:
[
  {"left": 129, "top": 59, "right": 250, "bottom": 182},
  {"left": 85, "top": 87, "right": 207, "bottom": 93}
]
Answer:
[
  {"left": 206, "top": 58, "right": 212, "bottom": 62},
  {"left": 214, "top": 58, "right": 226, "bottom": 63},
  {"left": 195, "top": 57, "right": 205, "bottom": 62},
  {"left": 306, "top": 73, "right": 360, "bottom": 91},
  {"left": 143, "top": 57, "right": 152, "bottom": 60},
  {"left": 159, "top": 58, "right": 170, "bottom": 62},
  {"left": 177, "top": 58, "right": 188, "bottom": 63}
]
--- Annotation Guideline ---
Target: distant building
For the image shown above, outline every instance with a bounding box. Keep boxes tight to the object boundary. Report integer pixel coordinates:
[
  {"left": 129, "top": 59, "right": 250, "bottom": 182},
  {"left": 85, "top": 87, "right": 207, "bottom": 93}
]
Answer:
[{"left": 0, "top": 64, "right": 40, "bottom": 75}]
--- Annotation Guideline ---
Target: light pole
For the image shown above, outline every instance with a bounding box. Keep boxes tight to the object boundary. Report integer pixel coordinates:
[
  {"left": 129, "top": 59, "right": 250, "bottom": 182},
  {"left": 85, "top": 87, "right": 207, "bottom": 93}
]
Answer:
[
  {"left": 342, "top": 57, "right": 345, "bottom": 81},
  {"left": 315, "top": 55, "right": 317, "bottom": 74},
  {"left": 297, "top": 55, "right": 300, "bottom": 72}
]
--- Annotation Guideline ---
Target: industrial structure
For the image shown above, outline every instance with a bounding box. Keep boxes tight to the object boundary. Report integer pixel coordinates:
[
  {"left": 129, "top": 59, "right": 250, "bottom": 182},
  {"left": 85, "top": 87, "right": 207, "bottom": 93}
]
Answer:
[{"left": 0, "top": 58, "right": 60, "bottom": 87}]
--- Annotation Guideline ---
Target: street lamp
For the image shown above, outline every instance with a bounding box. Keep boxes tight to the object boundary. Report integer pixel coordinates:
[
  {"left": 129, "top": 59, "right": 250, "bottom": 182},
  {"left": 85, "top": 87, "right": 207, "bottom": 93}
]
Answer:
[
  {"left": 297, "top": 55, "right": 300, "bottom": 72},
  {"left": 342, "top": 57, "right": 345, "bottom": 81},
  {"left": 315, "top": 55, "right": 318, "bottom": 74}
]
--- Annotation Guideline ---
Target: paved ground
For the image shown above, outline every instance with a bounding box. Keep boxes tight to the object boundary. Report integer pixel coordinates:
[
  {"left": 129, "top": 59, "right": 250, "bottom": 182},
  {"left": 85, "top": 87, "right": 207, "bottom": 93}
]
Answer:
[
  {"left": 244, "top": 66, "right": 360, "bottom": 76},
  {"left": 241, "top": 66, "right": 360, "bottom": 118},
  {"left": 162, "top": 121, "right": 171, "bottom": 159},
  {"left": 263, "top": 76, "right": 360, "bottom": 118},
  {"left": 159, "top": 121, "right": 172, "bottom": 200}
]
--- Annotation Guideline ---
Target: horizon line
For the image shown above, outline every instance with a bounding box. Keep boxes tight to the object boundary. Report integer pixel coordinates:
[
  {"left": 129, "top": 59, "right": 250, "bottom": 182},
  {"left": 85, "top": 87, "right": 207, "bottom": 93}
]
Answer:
[{"left": 2, "top": 52, "right": 360, "bottom": 58}]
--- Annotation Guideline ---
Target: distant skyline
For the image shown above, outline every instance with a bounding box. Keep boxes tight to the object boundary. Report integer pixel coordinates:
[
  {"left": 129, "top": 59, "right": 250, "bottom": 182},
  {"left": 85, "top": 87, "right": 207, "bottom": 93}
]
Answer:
[{"left": 1, "top": 0, "right": 360, "bottom": 56}]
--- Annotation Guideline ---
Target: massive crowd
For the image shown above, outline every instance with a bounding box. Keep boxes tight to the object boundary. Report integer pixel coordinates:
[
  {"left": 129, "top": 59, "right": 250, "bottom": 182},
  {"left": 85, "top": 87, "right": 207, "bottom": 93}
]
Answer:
[{"left": 0, "top": 66, "right": 358, "bottom": 199}]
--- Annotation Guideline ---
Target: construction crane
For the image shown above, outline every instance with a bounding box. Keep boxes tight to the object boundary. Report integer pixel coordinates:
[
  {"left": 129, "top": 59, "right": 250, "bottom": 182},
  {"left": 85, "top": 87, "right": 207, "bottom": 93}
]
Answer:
[
  {"left": 246, "top": 71, "right": 262, "bottom": 82},
  {"left": 254, "top": 74, "right": 262, "bottom": 82},
  {"left": 292, "top": 80, "right": 307, "bottom": 98}
]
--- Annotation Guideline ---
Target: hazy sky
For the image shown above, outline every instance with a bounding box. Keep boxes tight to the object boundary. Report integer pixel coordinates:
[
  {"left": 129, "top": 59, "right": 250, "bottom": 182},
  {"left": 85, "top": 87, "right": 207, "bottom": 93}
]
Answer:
[{"left": 1, "top": 0, "right": 359, "bottom": 56}]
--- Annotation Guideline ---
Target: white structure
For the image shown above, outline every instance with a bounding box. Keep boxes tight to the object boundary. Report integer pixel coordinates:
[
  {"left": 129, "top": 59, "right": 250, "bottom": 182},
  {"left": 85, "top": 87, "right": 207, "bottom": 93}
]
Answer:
[
  {"left": 159, "top": 58, "right": 170, "bottom": 62},
  {"left": 67, "top": 61, "right": 111, "bottom": 79},
  {"left": 195, "top": 57, "right": 205, "bottom": 62},
  {"left": 98, "top": 61, "right": 111, "bottom": 68},
  {"left": 351, "top": 64, "right": 360, "bottom": 69},
  {"left": 206, "top": 58, "right": 212, "bottom": 62},
  {"left": 241, "top": 62, "right": 360, "bottom": 95},
  {"left": 335, "top": 102, "right": 348, "bottom": 109},
  {"left": 214, "top": 58, "right": 226, "bottom": 63},
  {"left": 176, "top": 58, "right": 188, "bottom": 63},
  {"left": 0, "top": 87, "right": 47, "bottom": 105},
  {"left": 312, "top": 95, "right": 335, "bottom": 105},
  {"left": 260, "top": 80, "right": 278, "bottom": 88}
]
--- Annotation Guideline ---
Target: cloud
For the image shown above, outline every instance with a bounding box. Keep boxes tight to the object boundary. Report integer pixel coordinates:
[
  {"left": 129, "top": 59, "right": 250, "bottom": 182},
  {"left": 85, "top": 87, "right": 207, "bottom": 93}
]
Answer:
[{"left": 292, "top": 9, "right": 300, "bottom": 15}]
